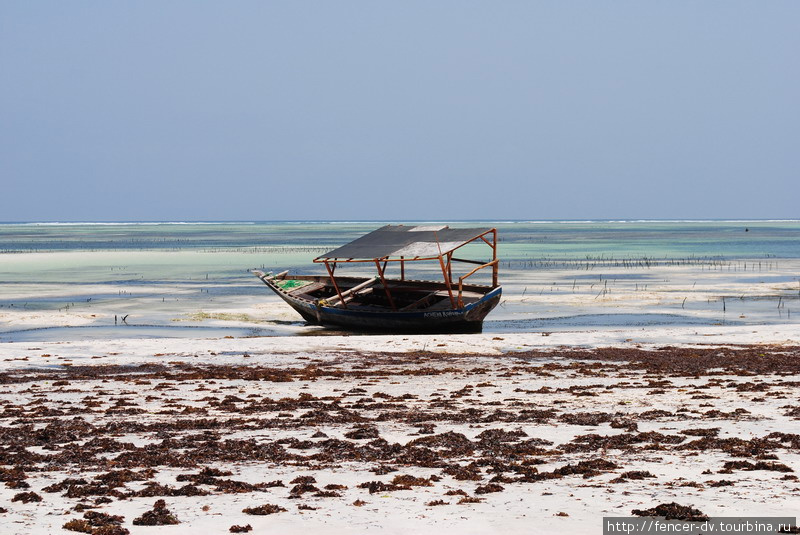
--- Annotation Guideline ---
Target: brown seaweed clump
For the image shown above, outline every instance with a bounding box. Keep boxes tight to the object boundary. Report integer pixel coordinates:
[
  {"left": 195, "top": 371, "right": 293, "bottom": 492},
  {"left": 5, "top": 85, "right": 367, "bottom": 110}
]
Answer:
[
  {"left": 63, "top": 511, "right": 129, "bottom": 535},
  {"left": 721, "top": 460, "right": 793, "bottom": 473},
  {"left": 391, "top": 474, "right": 435, "bottom": 487},
  {"left": 708, "top": 480, "right": 735, "bottom": 487},
  {"left": 176, "top": 466, "right": 233, "bottom": 485},
  {"left": 132, "top": 499, "right": 180, "bottom": 526},
  {"left": 344, "top": 426, "right": 380, "bottom": 440},
  {"left": 443, "top": 463, "right": 483, "bottom": 481},
  {"left": 611, "top": 470, "right": 656, "bottom": 483},
  {"left": 242, "top": 503, "right": 287, "bottom": 515},
  {"left": 358, "top": 480, "right": 407, "bottom": 493},
  {"left": 552, "top": 458, "right": 619, "bottom": 478},
  {"left": 63, "top": 519, "right": 93, "bottom": 533},
  {"left": 11, "top": 491, "right": 42, "bottom": 503},
  {"left": 229, "top": 525, "right": 253, "bottom": 533},
  {"left": 475, "top": 483, "right": 504, "bottom": 494},
  {"left": 632, "top": 502, "right": 709, "bottom": 521}
]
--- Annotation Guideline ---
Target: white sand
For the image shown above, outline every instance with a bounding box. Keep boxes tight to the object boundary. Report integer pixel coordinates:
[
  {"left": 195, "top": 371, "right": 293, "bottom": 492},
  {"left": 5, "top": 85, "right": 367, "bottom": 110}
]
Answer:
[
  {"left": 2, "top": 333, "right": 799, "bottom": 535},
  {"left": 0, "top": 321, "right": 797, "bottom": 374}
]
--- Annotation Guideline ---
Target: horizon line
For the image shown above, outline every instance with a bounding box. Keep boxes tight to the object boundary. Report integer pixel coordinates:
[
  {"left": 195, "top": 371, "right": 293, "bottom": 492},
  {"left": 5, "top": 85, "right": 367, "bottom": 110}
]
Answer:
[{"left": 1, "top": 218, "right": 799, "bottom": 225}]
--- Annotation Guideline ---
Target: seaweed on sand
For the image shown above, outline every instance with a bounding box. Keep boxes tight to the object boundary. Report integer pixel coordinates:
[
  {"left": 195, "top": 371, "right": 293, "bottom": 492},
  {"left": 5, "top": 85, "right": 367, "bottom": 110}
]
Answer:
[
  {"left": 11, "top": 491, "right": 42, "bottom": 503},
  {"left": 632, "top": 503, "right": 708, "bottom": 521},
  {"left": 242, "top": 503, "right": 287, "bottom": 515},
  {"left": 132, "top": 499, "right": 180, "bottom": 525}
]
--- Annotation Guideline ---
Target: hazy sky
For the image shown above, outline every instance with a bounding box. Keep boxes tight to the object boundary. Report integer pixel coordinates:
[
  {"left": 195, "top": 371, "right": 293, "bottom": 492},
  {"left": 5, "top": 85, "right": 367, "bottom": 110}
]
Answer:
[{"left": 1, "top": 2, "right": 798, "bottom": 222}]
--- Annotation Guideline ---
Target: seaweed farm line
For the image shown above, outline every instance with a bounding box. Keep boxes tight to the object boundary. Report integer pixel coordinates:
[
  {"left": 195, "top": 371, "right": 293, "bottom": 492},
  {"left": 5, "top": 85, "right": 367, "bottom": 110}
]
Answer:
[{"left": 502, "top": 256, "right": 785, "bottom": 270}]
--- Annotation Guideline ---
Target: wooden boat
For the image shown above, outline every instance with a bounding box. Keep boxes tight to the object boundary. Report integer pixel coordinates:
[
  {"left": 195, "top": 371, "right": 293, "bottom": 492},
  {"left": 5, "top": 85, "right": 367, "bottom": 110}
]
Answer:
[{"left": 254, "top": 225, "right": 502, "bottom": 333}]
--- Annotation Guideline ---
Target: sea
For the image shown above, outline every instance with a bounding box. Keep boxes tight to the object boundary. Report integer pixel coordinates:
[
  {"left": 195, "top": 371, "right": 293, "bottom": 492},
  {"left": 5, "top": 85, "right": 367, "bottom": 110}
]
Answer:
[{"left": 1, "top": 220, "right": 798, "bottom": 342}]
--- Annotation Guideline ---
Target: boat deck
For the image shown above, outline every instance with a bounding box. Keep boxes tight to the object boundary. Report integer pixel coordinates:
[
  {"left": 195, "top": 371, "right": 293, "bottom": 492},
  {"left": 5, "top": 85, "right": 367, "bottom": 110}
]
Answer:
[{"left": 278, "top": 276, "right": 488, "bottom": 311}]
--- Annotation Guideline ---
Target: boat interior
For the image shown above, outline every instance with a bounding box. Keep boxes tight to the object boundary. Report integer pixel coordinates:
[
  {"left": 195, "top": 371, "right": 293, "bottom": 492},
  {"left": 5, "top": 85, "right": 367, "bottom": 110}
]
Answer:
[{"left": 271, "top": 274, "right": 489, "bottom": 311}]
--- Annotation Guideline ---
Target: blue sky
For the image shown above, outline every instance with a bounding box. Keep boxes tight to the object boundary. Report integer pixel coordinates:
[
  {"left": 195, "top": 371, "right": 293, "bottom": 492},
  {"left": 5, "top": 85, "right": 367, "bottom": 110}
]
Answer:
[{"left": 1, "top": 2, "right": 798, "bottom": 221}]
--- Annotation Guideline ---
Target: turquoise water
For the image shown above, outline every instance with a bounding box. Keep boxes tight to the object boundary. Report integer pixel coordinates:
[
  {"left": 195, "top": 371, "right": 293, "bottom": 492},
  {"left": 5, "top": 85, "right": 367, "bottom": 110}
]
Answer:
[
  {"left": 1, "top": 220, "right": 798, "bottom": 258},
  {"left": 1, "top": 221, "right": 798, "bottom": 342}
]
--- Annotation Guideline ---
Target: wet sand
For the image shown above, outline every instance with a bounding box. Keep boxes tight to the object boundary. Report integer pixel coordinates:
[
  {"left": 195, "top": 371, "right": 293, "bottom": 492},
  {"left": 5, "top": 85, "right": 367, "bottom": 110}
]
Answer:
[{"left": 2, "top": 343, "right": 799, "bottom": 534}]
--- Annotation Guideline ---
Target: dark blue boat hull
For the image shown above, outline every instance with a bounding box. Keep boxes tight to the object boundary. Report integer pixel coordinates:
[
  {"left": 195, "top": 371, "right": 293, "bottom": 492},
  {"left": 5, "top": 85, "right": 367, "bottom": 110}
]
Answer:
[{"left": 266, "top": 279, "right": 502, "bottom": 333}]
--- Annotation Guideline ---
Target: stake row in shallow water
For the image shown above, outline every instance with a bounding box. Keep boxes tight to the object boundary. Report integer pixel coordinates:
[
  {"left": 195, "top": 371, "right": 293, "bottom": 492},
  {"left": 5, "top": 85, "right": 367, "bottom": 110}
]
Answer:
[{"left": 503, "top": 257, "right": 782, "bottom": 270}]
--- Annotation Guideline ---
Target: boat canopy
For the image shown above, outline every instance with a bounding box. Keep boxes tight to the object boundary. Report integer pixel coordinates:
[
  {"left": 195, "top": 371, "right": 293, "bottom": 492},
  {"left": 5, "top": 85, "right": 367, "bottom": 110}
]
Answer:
[{"left": 314, "top": 225, "right": 494, "bottom": 262}]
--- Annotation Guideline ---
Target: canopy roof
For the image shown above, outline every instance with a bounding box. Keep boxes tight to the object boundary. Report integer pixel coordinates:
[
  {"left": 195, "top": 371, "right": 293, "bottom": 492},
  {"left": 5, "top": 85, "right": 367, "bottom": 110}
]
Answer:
[{"left": 314, "top": 225, "right": 494, "bottom": 262}]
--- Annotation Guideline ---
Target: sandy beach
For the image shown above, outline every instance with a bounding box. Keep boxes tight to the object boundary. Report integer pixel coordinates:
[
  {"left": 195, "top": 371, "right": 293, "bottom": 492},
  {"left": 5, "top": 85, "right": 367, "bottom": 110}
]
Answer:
[{"left": 1, "top": 328, "right": 799, "bottom": 534}]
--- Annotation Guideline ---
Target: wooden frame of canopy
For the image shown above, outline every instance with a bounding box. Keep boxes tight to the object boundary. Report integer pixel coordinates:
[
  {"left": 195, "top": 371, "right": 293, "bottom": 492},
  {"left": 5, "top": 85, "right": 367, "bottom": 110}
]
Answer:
[{"left": 312, "top": 227, "right": 499, "bottom": 310}]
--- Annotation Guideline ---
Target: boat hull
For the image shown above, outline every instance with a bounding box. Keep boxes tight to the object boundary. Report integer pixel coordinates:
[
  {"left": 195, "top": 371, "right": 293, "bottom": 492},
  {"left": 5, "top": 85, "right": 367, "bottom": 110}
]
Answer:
[{"left": 257, "top": 273, "right": 501, "bottom": 333}]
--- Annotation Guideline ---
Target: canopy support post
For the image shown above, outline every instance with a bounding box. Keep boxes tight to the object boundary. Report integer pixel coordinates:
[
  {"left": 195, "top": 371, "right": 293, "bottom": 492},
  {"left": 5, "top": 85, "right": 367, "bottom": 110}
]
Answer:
[
  {"left": 400, "top": 256, "right": 405, "bottom": 281},
  {"left": 324, "top": 260, "right": 346, "bottom": 309},
  {"left": 492, "top": 229, "right": 498, "bottom": 288},
  {"left": 437, "top": 254, "right": 456, "bottom": 308},
  {"left": 446, "top": 252, "right": 453, "bottom": 285},
  {"left": 374, "top": 259, "right": 396, "bottom": 310}
]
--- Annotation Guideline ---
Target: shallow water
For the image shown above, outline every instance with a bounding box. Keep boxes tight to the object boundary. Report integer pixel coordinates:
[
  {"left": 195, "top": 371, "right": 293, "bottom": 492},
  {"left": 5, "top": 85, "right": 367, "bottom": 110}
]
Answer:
[
  {"left": 0, "top": 324, "right": 305, "bottom": 343},
  {"left": 1, "top": 220, "right": 798, "bottom": 342},
  {"left": 2, "top": 220, "right": 798, "bottom": 258},
  {"left": 487, "top": 312, "right": 734, "bottom": 332},
  {"left": 0, "top": 312, "right": 738, "bottom": 343}
]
